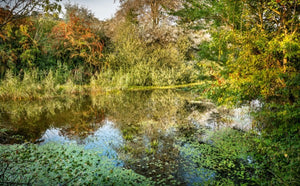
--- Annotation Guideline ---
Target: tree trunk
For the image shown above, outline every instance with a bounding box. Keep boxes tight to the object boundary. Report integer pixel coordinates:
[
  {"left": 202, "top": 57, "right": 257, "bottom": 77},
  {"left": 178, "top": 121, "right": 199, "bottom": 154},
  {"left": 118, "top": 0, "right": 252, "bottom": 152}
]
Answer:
[{"left": 150, "top": 0, "right": 159, "bottom": 28}]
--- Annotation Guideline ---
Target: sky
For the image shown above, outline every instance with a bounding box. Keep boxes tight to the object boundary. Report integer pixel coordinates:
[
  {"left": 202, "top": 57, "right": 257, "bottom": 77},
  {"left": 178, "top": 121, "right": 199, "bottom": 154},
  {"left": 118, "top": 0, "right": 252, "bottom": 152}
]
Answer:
[{"left": 64, "top": 0, "right": 120, "bottom": 20}]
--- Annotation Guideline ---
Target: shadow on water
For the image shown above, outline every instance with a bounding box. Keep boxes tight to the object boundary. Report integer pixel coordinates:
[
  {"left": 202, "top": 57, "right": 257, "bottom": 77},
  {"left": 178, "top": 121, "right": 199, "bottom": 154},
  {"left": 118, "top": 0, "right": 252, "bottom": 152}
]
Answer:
[{"left": 0, "top": 90, "right": 255, "bottom": 185}]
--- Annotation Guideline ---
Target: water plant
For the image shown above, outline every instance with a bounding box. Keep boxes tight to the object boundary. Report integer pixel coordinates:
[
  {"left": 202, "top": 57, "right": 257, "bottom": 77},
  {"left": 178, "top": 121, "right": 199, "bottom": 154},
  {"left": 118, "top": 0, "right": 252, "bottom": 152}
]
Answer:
[{"left": 0, "top": 142, "right": 153, "bottom": 185}]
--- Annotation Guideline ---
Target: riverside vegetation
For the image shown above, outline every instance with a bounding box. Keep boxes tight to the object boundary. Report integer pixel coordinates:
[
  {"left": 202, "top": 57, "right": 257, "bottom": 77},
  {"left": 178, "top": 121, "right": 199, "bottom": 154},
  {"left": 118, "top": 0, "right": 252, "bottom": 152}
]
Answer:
[{"left": 0, "top": 0, "right": 299, "bottom": 185}]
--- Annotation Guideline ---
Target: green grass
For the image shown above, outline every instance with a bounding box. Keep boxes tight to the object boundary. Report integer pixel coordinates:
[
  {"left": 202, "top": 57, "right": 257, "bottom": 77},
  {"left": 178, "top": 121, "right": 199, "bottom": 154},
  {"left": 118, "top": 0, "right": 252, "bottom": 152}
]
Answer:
[{"left": 0, "top": 65, "right": 203, "bottom": 100}]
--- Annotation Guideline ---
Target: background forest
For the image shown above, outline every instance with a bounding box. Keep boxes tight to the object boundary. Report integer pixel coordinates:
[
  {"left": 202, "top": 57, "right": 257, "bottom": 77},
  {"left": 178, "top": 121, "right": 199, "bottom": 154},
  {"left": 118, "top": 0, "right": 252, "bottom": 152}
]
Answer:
[{"left": 0, "top": 0, "right": 299, "bottom": 185}]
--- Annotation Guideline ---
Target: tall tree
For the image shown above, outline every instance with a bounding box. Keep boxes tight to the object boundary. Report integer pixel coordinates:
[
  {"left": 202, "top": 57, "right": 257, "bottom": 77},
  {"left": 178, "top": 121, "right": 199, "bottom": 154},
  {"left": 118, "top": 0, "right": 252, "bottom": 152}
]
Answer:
[
  {"left": 112, "top": 0, "right": 184, "bottom": 45},
  {"left": 116, "top": 0, "right": 181, "bottom": 28}
]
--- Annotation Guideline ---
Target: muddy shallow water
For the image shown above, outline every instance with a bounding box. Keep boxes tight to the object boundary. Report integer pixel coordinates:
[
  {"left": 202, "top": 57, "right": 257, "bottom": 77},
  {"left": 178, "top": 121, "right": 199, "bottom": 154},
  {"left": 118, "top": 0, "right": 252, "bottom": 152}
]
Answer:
[{"left": 0, "top": 90, "right": 254, "bottom": 184}]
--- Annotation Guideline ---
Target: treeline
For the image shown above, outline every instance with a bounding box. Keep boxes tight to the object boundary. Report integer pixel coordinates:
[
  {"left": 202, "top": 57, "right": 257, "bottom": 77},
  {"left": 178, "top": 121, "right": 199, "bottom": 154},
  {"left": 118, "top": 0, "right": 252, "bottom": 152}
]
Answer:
[
  {"left": 0, "top": 4, "right": 108, "bottom": 83},
  {"left": 0, "top": 0, "right": 200, "bottom": 99}
]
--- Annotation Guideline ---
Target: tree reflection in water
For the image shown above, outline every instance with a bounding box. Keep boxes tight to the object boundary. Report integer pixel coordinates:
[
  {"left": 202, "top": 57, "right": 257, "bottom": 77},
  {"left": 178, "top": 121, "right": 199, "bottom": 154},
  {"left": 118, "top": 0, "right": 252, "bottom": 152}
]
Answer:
[{"left": 0, "top": 90, "right": 253, "bottom": 184}]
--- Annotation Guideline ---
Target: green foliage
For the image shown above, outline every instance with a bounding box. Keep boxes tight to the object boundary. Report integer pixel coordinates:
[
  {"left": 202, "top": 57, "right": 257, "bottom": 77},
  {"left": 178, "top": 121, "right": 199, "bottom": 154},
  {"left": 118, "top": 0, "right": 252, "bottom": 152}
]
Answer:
[
  {"left": 248, "top": 101, "right": 300, "bottom": 185},
  {"left": 94, "top": 22, "right": 198, "bottom": 88},
  {"left": 0, "top": 143, "right": 153, "bottom": 185},
  {"left": 251, "top": 133, "right": 300, "bottom": 184},
  {"left": 0, "top": 15, "right": 64, "bottom": 76},
  {"left": 225, "top": 30, "right": 300, "bottom": 103},
  {"left": 175, "top": 0, "right": 300, "bottom": 104},
  {"left": 171, "top": 0, "right": 243, "bottom": 30},
  {"left": 0, "top": 69, "right": 85, "bottom": 100},
  {"left": 0, "top": 19, "right": 39, "bottom": 72},
  {"left": 0, "top": 2, "right": 198, "bottom": 92},
  {"left": 0, "top": 5, "right": 103, "bottom": 83}
]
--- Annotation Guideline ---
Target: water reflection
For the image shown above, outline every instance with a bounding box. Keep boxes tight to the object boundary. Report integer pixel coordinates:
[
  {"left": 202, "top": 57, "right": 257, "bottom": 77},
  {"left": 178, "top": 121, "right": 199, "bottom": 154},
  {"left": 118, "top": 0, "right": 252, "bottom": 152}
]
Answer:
[
  {"left": 84, "top": 119, "right": 124, "bottom": 160},
  {"left": 40, "top": 128, "right": 76, "bottom": 144},
  {"left": 0, "top": 90, "right": 255, "bottom": 185},
  {"left": 40, "top": 119, "right": 124, "bottom": 166},
  {"left": 0, "top": 96, "right": 105, "bottom": 143}
]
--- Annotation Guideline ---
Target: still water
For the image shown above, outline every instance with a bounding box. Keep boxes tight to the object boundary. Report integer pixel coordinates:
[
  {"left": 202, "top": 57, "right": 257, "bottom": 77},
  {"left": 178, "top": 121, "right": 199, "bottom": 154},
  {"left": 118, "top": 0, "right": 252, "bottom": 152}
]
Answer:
[{"left": 0, "top": 90, "right": 253, "bottom": 184}]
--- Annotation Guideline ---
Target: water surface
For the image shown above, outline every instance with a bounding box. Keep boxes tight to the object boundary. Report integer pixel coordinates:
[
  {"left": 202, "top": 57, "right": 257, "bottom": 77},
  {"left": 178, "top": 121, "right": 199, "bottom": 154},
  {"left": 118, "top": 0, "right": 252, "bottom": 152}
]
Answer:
[{"left": 0, "top": 90, "right": 253, "bottom": 184}]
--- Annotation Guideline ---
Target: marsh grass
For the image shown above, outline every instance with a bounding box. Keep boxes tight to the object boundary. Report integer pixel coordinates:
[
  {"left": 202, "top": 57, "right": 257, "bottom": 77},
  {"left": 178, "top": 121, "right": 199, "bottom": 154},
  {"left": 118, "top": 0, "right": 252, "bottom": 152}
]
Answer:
[
  {"left": 0, "top": 67, "right": 201, "bottom": 101},
  {"left": 0, "top": 69, "right": 87, "bottom": 100},
  {"left": 90, "top": 63, "right": 198, "bottom": 91}
]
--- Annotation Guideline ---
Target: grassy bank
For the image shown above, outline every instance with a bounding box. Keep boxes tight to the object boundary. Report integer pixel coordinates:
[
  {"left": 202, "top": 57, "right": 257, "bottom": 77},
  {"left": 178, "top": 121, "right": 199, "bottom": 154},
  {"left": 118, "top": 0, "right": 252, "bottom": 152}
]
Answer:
[{"left": 0, "top": 68, "right": 207, "bottom": 101}]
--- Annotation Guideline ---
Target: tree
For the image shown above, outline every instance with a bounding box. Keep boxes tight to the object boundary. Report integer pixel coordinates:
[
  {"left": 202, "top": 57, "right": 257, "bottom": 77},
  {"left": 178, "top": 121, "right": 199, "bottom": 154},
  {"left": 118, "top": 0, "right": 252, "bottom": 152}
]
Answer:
[
  {"left": 0, "top": 0, "right": 62, "bottom": 29},
  {"left": 174, "top": 0, "right": 300, "bottom": 104},
  {"left": 173, "top": 3, "right": 300, "bottom": 185},
  {"left": 64, "top": 3, "right": 97, "bottom": 24},
  {"left": 49, "top": 11, "right": 104, "bottom": 70},
  {"left": 111, "top": 0, "right": 184, "bottom": 45},
  {"left": 116, "top": 0, "right": 181, "bottom": 28}
]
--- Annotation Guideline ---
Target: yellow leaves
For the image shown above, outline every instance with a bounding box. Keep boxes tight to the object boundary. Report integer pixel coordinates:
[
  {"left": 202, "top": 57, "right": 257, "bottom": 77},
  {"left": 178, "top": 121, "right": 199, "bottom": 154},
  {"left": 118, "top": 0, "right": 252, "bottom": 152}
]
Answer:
[
  {"left": 20, "top": 25, "right": 28, "bottom": 35},
  {"left": 275, "top": 77, "right": 286, "bottom": 88},
  {"left": 3, "top": 22, "right": 13, "bottom": 38}
]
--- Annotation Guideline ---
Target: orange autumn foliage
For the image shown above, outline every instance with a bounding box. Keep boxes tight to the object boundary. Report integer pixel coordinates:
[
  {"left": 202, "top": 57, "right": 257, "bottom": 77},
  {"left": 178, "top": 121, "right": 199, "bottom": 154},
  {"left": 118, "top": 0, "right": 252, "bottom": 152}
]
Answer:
[{"left": 50, "top": 12, "right": 103, "bottom": 67}]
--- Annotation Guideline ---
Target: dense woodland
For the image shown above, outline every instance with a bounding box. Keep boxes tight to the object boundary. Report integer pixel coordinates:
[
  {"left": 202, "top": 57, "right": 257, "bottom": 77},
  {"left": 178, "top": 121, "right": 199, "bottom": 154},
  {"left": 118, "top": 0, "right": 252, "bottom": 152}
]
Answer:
[{"left": 0, "top": 0, "right": 299, "bottom": 185}]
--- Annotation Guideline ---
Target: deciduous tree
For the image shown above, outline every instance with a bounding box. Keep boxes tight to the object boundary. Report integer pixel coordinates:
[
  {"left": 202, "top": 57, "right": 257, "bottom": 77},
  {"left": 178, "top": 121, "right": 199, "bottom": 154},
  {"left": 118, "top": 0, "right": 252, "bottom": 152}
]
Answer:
[
  {"left": 50, "top": 11, "right": 104, "bottom": 69},
  {"left": 116, "top": 0, "right": 181, "bottom": 28},
  {"left": 174, "top": 0, "right": 300, "bottom": 103}
]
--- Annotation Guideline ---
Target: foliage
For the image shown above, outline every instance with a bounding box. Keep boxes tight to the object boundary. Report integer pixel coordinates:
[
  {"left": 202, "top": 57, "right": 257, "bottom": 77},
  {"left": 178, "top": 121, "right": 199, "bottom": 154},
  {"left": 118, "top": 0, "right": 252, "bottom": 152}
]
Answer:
[
  {"left": 175, "top": 0, "right": 300, "bottom": 105},
  {"left": 0, "top": 4, "right": 105, "bottom": 84},
  {"left": 0, "top": 143, "right": 153, "bottom": 185},
  {"left": 0, "top": 0, "right": 62, "bottom": 29},
  {"left": 0, "top": 69, "right": 85, "bottom": 100},
  {"left": 0, "top": 17, "right": 41, "bottom": 74},
  {"left": 49, "top": 12, "right": 104, "bottom": 69},
  {"left": 251, "top": 101, "right": 300, "bottom": 184},
  {"left": 172, "top": 1, "right": 300, "bottom": 185},
  {"left": 0, "top": 1, "right": 199, "bottom": 94},
  {"left": 93, "top": 21, "right": 197, "bottom": 89}
]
